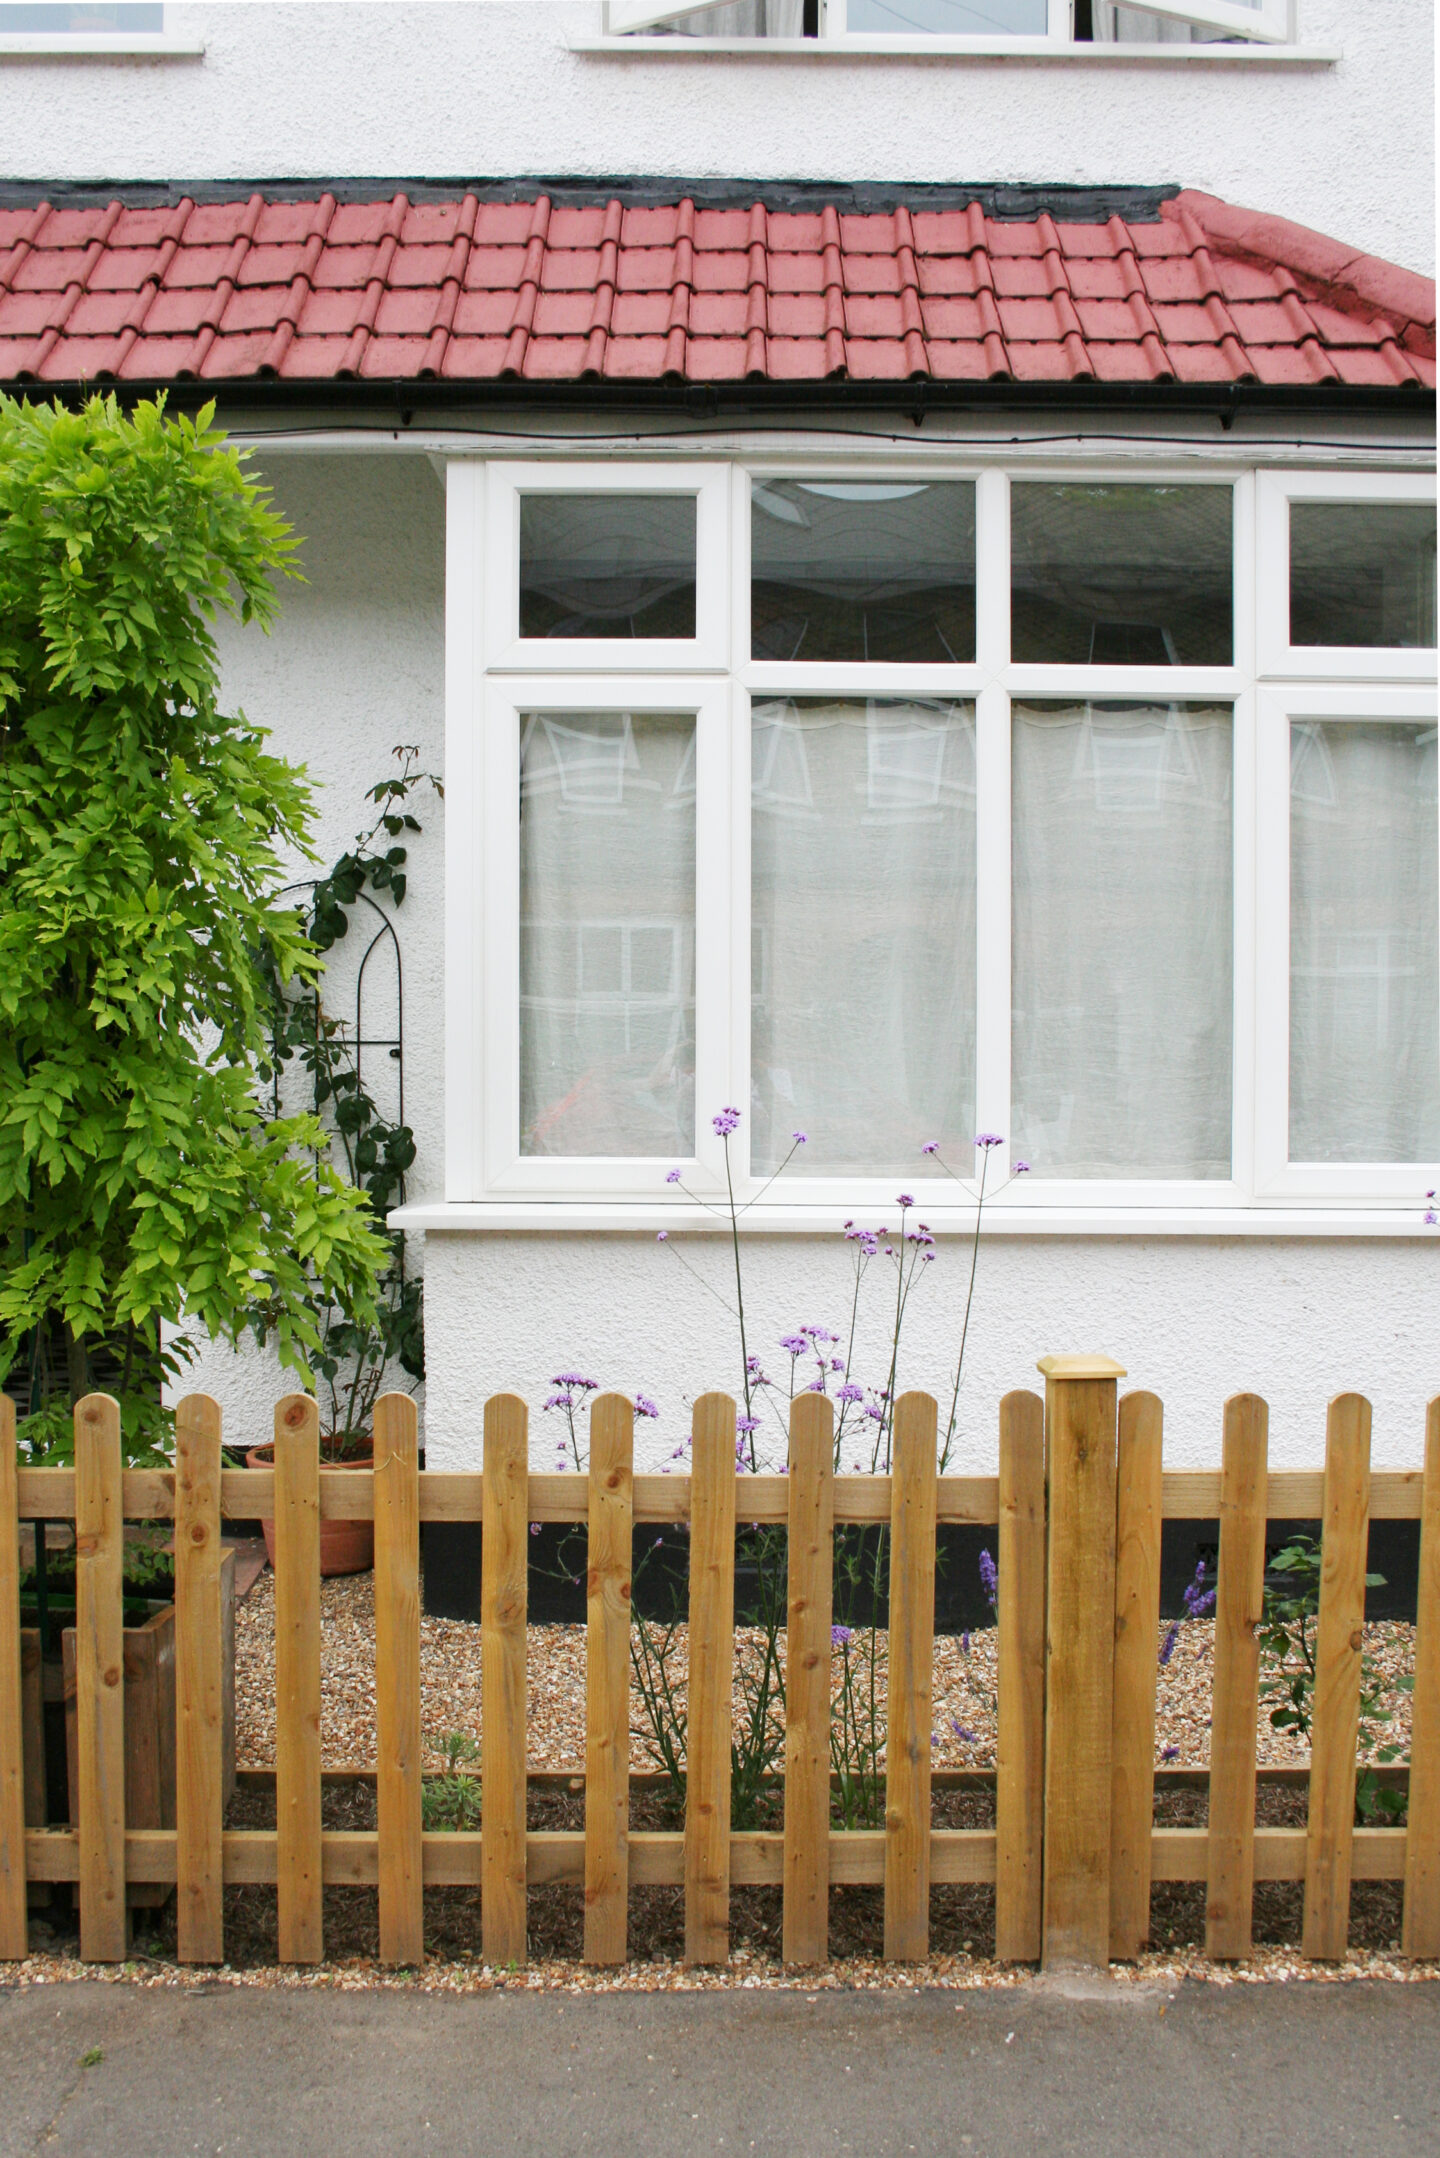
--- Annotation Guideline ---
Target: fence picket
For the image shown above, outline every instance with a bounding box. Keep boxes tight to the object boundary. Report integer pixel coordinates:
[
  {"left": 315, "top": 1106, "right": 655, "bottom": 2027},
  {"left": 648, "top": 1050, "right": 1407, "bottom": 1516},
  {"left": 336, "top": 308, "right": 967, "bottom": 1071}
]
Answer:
[
  {"left": 783, "top": 1391, "right": 834, "bottom": 1966},
  {"left": 585, "top": 1394, "right": 633, "bottom": 1964},
  {"left": 274, "top": 1394, "right": 323, "bottom": 1965},
  {"left": 75, "top": 1394, "right": 127, "bottom": 1962},
  {"left": 375, "top": 1393, "right": 423, "bottom": 1967},
  {"left": 482, "top": 1392, "right": 529, "bottom": 1968},
  {"left": 174, "top": 1393, "right": 225, "bottom": 1966},
  {"left": 0, "top": 1395, "right": 24, "bottom": 1960},
  {"left": 995, "top": 1389, "right": 1045, "bottom": 1962},
  {"left": 884, "top": 1391, "right": 938, "bottom": 1962},
  {"left": 1109, "top": 1391, "right": 1163, "bottom": 1961},
  {"left": 1040, "top": 1355, "right": 1124, "bottom": 1970},
  {"left": 1206, "top": 1393, "right": 1269, "bottom": 1961},
  {"left": 684, "top": 1392, "right": 737, "bottom": 1967},
  {"left": 1401, "top": 1397, "right": 1440, "bottom": 1958},
  {"left": 1302, "top": 1393, "right": 1372, "bottom": 1961}
]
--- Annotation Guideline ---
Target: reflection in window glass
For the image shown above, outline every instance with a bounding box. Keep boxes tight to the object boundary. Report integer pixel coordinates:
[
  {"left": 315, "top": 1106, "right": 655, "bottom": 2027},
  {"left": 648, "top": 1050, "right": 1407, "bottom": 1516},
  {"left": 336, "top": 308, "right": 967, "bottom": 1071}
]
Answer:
[
  {"left": 848, "top": 0, "right": 1047, "bottom": 26},
  {"left": 751, "top": 697, "right": 975, "bottom": 1172},
  {"left": 520, "top": 711, "right": 695, "bottom": 1155},
  {"left": 1012, "top": 701, "right": 1233, "bottom": 1177},
  {"left": 519, "top": 494, "right": 696, "bottom": 640},
  {"left": 751, "top": 479, "right": 975, "bottom": 663},
  {"left": 1289, "top": 722, "right": 1439, "bottom": 1163},
  {"left": 0, "top": 3, "right": 160, "bottom": 22},
  {"left": 636, "top": 0, "right": 805, "bottom": 32},
  {"left": 1289, "top": 503, "right": 1437, "bottom": 650},
  {"left": 1011, "top": 485, "right": 1233, "bottom": 665}
]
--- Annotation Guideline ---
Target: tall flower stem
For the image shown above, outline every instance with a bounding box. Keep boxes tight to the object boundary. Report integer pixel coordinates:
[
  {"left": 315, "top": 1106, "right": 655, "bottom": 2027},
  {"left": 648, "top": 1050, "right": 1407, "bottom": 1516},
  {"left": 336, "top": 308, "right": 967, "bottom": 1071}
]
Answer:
[
  {"left": 722, "top": 1132, "right": 757, "bottom": 1467},
  {"left": 942, "top": 1146, "right": 990, "bottom": 1471}
]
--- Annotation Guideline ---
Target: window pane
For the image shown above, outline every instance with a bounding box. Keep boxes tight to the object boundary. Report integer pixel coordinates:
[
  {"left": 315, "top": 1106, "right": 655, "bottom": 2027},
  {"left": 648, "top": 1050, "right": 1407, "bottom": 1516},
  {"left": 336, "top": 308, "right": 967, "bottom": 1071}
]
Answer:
[
  {"left": 635, "top": 0, "right": 806, "bottom": 32},
  {"left": 519, "top": 494, "right": 696, "bottom": 640},
  {"left": 751, "top": 696, "right": 976, "bottom": 1173},
  {"left": 1011, "top": 484, "right": 1233, "bottom": 665},
  {"left": 751, "top": 479, "right": 976, "bottom": 663},
  {"left": 1012, "top": 701, "right": 1233, "bottom": 1177},
  {"left": 520, "top": 711, "right": 695, "bottom": 1154},
  {"left": 848, "top": 0, "right": 1048, "bottom": 27},
  {"left": 1289, "top": 503, "right": 1437, "bottom": 650},
  {"left": 1289, "top": 721, "right": 1439, "bottom": 1163},
  {"left": 0, "top": 4, "right": 161, "bottom": 24}
]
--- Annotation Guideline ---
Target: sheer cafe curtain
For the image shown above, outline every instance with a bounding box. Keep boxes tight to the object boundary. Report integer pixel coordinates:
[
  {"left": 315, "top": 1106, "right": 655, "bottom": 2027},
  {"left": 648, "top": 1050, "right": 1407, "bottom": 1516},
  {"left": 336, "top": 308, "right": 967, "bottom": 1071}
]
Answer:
[
  {"left": 1290, "top": 719, "right": 1439, "bottom": 1164},
  {"left": 1011, "top": 701, "right": 1234, "bottom": 1180},
  {"left": 750, "top": 697, "right": 977, "bottom": 1175},
  {"left": 519, "top": 709, "right": 696, "bottom": 1156}
]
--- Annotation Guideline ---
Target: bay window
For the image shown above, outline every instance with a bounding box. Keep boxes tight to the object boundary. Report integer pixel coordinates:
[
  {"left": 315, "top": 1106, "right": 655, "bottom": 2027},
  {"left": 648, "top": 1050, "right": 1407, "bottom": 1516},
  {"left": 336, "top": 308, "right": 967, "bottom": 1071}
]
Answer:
[{"left": 446, "top": 455, "right": 1437, "bottom": 1218}]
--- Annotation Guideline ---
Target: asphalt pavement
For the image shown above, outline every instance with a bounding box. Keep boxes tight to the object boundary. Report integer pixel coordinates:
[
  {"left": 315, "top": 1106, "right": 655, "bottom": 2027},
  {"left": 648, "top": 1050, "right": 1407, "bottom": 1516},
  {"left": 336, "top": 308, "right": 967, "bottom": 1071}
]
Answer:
[{"left": 0, "top": 1974, "right": 1435, "bottom": 2158}]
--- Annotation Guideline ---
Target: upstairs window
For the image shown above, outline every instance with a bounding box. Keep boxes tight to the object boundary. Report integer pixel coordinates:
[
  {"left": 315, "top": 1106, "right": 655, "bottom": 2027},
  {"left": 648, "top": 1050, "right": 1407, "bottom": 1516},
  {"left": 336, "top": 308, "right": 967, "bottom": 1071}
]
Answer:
[{"left": 606, "top": 0, "right": 1294, "bottom": 45}]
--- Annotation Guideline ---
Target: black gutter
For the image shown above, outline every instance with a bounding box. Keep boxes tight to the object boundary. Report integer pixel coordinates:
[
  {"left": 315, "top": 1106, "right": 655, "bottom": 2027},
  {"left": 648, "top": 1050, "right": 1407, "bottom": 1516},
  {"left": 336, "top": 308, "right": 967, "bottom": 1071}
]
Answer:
[
  {"left": 0, "top": 176, "right": 1184, "bottom": 222},
  {"left": 3, "top": 377, "right": 1432, "bottom": 426}
]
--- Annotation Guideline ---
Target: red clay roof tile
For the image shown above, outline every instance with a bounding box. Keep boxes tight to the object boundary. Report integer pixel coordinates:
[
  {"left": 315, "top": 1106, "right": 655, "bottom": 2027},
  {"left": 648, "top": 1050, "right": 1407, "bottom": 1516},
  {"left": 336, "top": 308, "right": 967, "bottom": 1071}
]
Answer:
[{"left": 1, "top": 186, "right": 1429, "bottom": 396}]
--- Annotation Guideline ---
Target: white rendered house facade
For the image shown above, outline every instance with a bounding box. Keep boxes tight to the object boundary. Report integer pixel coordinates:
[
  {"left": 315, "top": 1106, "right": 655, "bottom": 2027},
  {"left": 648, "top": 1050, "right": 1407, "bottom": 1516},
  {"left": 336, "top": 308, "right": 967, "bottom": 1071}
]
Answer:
[{"left": 1, "top": 0, "right": 1435, "bottom": 1481}]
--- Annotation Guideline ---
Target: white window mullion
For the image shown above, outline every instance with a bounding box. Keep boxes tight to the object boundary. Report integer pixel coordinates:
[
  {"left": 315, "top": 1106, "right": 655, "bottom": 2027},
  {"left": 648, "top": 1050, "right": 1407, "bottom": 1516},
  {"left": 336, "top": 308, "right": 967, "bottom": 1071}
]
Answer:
[
  {"left": 444, "top": 457, "right": 488, "bottom": 1203},
  {"left": 974, "top": 681, "right": 1013, "bottom": 1180},
  {"left": 1229, "top": 471, "right": 1258, "bottom": 1203}
]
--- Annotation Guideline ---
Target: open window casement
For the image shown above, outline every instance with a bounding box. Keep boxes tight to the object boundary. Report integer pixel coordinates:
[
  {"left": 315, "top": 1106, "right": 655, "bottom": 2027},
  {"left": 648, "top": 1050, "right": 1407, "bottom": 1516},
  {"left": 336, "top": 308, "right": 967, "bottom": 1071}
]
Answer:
[{"left": 1093, "top": 0, "right": 1290, "bottom": 40}]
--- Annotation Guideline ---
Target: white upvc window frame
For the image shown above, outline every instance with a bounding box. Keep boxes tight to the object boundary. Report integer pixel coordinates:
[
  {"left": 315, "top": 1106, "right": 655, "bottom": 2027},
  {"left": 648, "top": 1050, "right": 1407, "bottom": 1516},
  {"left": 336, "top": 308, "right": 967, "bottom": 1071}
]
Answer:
[
  {"left": 484, "top": 460, "right": 730, "bottom": 675},
  {"left": 445, "top": 451, "right": 1436, "bottom": 1222},
  {"left": 1256, "top": 469, "right": 1438, "bottom": 684},
  {"left": 604, "top": 0, "right": 1292, "bottom": 45},
  {"left": 1254, "top": 682, "right": 1439, "bottom": 1202}
]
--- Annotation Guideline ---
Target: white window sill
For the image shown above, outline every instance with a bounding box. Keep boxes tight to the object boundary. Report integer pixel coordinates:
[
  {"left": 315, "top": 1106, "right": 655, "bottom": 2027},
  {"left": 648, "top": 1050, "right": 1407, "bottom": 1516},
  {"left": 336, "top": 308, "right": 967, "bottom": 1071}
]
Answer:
[
  {"left": 571, "top": 35, "right": 1338, "bottom": 63},
  {"left": 0, "top": 33, "right": 203, "bottom": 56},
  {"left": 389, "top": 1199, "right": 1433, "bottom": 1239}
]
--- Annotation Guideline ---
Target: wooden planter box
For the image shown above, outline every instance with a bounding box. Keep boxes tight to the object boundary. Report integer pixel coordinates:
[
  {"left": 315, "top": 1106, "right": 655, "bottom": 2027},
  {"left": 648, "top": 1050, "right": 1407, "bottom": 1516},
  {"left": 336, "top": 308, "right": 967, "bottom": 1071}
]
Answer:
[{"left": 20, "top": 1545, "right": 237, "bottom": 1910}]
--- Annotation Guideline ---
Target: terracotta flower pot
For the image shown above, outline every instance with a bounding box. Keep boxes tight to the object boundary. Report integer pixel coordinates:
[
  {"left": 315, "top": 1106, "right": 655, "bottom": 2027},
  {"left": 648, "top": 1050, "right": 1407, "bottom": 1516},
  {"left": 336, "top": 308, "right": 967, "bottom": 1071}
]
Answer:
[{"left": 246, "top": 1439, "right": 375, "bottom": 1577}]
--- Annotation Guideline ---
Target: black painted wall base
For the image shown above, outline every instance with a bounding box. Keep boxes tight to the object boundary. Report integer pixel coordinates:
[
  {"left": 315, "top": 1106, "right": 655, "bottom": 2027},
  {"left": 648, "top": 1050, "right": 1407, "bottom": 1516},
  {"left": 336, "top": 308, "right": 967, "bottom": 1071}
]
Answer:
[{"left": 421, "top": 1516, "right": 1421, "bottom": 1629}]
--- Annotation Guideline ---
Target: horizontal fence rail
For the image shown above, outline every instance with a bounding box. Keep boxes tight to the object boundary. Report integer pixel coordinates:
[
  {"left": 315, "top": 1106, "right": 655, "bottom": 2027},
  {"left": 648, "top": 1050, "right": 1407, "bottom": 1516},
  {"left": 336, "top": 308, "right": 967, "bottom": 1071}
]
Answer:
[{"left": 1, "top": 1370, "right": 1436, "bottom": 1973}]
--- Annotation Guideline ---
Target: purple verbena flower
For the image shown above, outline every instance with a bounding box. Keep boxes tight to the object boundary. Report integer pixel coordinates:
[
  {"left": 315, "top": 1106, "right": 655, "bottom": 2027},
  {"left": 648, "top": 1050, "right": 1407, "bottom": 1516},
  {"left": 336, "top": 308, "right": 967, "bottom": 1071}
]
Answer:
[
  {"left": 665, "top": 1168, "right": 681, "bottom": 1184},
  {"left": 974, "top": 1132, "right": 1004, "bottom": 1149},
  {"left": 634, "top": 1393, "right": 659, "bottom": 1420},
  {"left": 780, "top": 1334, "right": 808, "bottom": 1356},
  {"left": 830, "top": 1358, "right": 845, "bottom": 1372},
  {"left": 896, "top": 1193, "right": 915, "bottom": 1209},
  {"left": 792, "top": 1130, "right": 807, "bottom": 1144},
  {"left": 836, "top": 1383, "right": 865, "bottom": 1404},
  {"left": 736, "top": 1416, "right": 760, "bottom": 1434},
  {"left": 529, "top": 1523, "right": 542, "bottom": 1536},
  {"left": 800, "top": 1325, "right": 837, "bottom": 1342},
  {"left": 920, "top": 1141, "right": 939, "bottom": 1156},
  {"left": 712, "top": 1105, "right": 741, "bottom": 1136},
  {"left": 1013, "top": 1160, "right": 1031, "bottom": 1175},
  {"left": 656, "top": 1231, "right": 669, "bottom": 1242},
  {"left": 552, "top": 1373, "right": 598, "bottom": 1391}
]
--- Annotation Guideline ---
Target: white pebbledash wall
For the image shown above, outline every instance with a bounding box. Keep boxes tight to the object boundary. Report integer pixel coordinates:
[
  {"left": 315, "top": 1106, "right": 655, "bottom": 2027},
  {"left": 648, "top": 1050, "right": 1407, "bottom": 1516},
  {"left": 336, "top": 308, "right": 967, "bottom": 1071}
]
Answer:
[
  {"left": 28, "top": 0, "right": 1428, "bottom": 1470},
  {"left": 170, "top": 451, "right": 1439, "bottom": 1477},
  {"left": 0, "top": 0, "right": 1431, "bottom": 277}
]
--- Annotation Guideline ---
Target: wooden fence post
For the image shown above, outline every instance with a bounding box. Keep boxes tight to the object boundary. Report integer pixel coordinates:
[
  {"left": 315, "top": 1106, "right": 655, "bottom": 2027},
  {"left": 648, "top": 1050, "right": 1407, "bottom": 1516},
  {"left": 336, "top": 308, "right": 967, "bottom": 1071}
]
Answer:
[
  {"left": 1303, "top": 1392, "right": 1371, "bottom": 1961},
  {"left": 1206, "top": 1393, "right": 1269, "bottom": 1961},
  {"left": 995, "top": 1389, "right": 1045, "bottom": 1962},
  {"left": 74, "top": 1395, "right": 127, "bottom": 1962},
  {"left": 1402, "top": 1397, "right": 1440, "bottom": 1959},
  {"left": 482, "top": 1392, "right": 529, "bottom": 1969},
  {"left": 375, "top": 1392, "right": 423, "bottom": 1968},
  {"left": 274, "top": 1393, "right": 323, "bottom": 1965},
  {"left": 783, "top": 1390, "right": 834, "bottom": 1967},
  {"left": 884, "top": 1391, "right": 937, "bottom": 1962},
  {"left": 684, "top": 1392, "right": 737, "bottom": 1968},
  {"left": 1039, "top": 1353, "right": 1125, "bottom": 1971},
  {"left": 1110, "top": 1391, "right": 1163, "bottom": 1961},
  {"left": 175, "top": 1393, "right": 225, "bottom": 1966},
  {"left": 0, "top": 1395, "right": 25, "bottom": 1961},
  {"left": 585, "top": 1393, "right": 633, "bottom": 1965}
]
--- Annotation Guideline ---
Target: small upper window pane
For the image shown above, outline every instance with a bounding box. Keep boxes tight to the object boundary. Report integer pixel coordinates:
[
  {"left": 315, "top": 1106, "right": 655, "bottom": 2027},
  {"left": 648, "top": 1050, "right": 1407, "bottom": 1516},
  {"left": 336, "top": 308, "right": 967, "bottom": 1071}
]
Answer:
[
  {"left": 519, "top": 494, "right": 697, "bottom": 640},
  {"left": 1289, "top": 502, "right": 1437, "bottom": 650},
  {"left": 751, "top": 479, "right": 976, "bottom": 663},
  {"left": 1011, "top": 484, "right": 1233, "bottom": 666},
  {"left": 847, "top": 0, "right": 1047, "bottom": 27},
  {"left": 0, "top": 4, "right": 161, "bottom": 24}
]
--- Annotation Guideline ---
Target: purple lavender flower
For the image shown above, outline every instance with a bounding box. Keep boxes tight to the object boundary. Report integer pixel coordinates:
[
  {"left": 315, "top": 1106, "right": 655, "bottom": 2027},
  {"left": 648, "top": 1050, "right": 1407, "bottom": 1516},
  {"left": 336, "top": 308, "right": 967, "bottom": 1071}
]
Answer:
[
  {"left": 1158, "top": 1623, "right": 1181, "bottom": 1668},
  {"left": 950, "top": 1720, "right": 977, "bottom": 1743},
  {"left": 961, "top": 1631, "right": 971, "bottom": 1655},
  {"left": 831, "top": 1625, "right": 853, "bottom": 1648},
  {"left": 1160, "top": 1743, "right": 1180, "bottom": 1763},
  {"left": 634, "top": 1393, "right": 659, "bottom": 1420},
  {"left": 712, "top": 1105, "right": 741, "bottom": 1136},
  {"left": 665, "top": 1169, "right": 681, "bottom": 1184},
  {"left": 974, "top": 1132, "right": 1004, "bottom": 1149},
  {"left": 978, "top": 1548, "right": 998, "bottom": 1610},
  {"left": 1182, "top": 1561, "right": 1216, "bottom": 1622}
]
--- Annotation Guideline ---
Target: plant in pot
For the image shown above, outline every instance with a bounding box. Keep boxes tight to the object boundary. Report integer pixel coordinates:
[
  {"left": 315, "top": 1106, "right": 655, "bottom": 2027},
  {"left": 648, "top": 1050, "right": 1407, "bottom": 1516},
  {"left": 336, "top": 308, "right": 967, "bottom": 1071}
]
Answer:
[{"left": 245, "top": 750, "right": 432, "bottom": 1574}]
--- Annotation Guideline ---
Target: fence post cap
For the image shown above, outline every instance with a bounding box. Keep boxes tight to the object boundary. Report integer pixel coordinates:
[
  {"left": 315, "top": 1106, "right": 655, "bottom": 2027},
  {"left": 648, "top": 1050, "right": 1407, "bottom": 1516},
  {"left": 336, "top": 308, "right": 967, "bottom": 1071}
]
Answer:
[{"left": 1036, "top": 1353, "right": 1127, "bottom": 1380}]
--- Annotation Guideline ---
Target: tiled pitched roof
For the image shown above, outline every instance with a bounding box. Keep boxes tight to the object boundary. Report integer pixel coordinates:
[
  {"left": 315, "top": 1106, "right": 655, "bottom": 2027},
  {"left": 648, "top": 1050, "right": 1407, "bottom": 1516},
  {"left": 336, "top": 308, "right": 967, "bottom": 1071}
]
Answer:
[{"left": 0, "top": 185, "right": 1432, "bottom": 392}]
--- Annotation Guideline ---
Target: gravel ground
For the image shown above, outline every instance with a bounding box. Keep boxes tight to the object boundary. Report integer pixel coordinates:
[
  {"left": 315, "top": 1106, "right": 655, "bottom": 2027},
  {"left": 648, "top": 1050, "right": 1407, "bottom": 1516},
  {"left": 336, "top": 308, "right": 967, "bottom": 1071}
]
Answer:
[{"left": 233, "top": 1569, "right": 1417, "bottom": 1774}]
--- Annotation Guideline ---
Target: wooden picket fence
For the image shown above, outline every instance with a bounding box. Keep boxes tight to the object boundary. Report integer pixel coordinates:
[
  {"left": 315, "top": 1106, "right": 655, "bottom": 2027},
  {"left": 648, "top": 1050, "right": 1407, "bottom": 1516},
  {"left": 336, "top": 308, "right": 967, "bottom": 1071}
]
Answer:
[{"left": 0, "top": 1356, "right": 1436, "bottom": 1972}]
